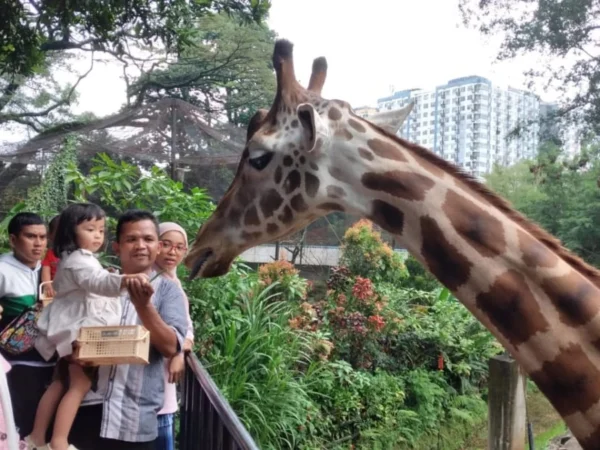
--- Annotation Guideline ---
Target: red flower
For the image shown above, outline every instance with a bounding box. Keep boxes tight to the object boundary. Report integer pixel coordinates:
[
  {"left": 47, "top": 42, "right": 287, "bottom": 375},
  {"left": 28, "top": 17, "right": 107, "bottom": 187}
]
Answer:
[
  {"left": 352, "top": 276, "right": 374, "bottom": 301},
  {"left": 368, "top": 315, "right": 385, "bottom": 331}
]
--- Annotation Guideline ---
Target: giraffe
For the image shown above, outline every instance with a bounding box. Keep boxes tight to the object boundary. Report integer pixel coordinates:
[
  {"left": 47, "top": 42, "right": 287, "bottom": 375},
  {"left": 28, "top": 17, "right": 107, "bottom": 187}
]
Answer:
[{"left": 184, "top": 39, "right": 600, "bottom": 449}]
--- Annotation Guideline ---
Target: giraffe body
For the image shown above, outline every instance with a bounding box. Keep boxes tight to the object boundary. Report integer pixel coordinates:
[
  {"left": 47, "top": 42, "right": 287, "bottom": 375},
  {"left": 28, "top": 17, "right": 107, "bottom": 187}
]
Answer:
[{"left": 185, "top": 39, "right": 600, "bottom": 448}]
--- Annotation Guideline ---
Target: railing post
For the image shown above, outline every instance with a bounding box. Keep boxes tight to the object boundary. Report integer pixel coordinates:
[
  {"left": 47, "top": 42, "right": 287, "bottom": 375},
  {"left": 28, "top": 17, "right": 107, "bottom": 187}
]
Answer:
[{"left": 488, "top": 354, "right": 527, "bottom": 450}]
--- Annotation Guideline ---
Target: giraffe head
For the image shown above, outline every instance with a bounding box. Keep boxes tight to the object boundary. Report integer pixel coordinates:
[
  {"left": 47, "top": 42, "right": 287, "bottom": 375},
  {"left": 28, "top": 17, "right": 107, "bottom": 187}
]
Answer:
[{"left": 185, "top": 39, "right": 412, "bottom": 278}]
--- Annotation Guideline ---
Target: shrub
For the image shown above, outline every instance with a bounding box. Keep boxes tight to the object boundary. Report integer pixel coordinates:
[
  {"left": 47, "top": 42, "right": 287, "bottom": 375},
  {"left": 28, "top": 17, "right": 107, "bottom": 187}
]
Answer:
[{"left": 339, "top": 219, "right": 408, "bottom": 284}]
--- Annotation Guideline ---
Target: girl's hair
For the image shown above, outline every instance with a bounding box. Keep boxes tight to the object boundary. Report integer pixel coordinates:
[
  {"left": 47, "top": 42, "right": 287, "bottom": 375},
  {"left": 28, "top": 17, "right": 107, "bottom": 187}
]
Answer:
[
  {"left": 48, "top": 215, "right": 60, "bottom": 235},
  {"left": 54, "top": 203, "right": 106, "bottom": 255}
]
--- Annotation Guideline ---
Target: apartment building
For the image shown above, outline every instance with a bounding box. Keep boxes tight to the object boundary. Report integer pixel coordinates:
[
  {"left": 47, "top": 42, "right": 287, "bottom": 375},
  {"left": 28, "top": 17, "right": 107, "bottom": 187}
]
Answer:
[{"left": 376, "top": 76, "right": 543, "bottom": 178}]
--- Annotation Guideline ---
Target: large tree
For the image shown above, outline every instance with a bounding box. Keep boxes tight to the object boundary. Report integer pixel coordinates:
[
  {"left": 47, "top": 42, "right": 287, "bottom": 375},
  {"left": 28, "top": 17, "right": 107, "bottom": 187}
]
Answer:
[
  {"left": 486, "top": 139, "right": 600, "bottom": 266},
  {"left": 0, "top": 0, "right": 271, "bottom": 132},
  {"left": 459, "top": 0, "right": 600, "bottom": 134},
  {"left": 129, "top": 13, "right": 276, "bottom": 127}
]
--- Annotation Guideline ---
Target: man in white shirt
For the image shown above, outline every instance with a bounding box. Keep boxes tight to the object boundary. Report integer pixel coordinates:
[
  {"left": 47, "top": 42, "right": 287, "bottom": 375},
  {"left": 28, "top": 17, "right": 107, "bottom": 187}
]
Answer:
[{"left": 0, "top": 212, "right": 54, "bottom": 439}]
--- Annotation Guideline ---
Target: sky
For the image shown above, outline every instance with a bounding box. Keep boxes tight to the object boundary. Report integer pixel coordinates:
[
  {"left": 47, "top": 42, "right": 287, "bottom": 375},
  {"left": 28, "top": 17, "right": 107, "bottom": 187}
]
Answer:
[{"left": 6, "top": 0, "right": 558, "bottom": 142}]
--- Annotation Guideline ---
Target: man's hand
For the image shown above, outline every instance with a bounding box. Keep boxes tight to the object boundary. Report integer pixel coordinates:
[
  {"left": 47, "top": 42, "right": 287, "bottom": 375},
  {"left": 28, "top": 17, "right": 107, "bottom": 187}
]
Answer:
[
  {"left": 126, "top": 276, "right": 154, "bottom": 309},
  {"left": 168, "top": 353, "right": 185, "bottom": 384},
  {"left": 183, "top": 338, "right": 193, "bottom": 352}
]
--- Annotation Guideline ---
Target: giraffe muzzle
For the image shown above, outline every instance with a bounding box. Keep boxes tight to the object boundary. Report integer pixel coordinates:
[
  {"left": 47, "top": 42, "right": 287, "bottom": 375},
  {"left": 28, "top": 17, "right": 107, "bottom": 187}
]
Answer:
[{"left": 187, "top": 248, "right": 214, "bottom": 280}]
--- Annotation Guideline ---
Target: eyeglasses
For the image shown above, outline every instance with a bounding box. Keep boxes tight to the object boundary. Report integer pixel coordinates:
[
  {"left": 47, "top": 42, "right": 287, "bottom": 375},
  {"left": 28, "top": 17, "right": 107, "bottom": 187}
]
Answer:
[{"left": 161, "top": 241, "right": 187, "bottom": 254}]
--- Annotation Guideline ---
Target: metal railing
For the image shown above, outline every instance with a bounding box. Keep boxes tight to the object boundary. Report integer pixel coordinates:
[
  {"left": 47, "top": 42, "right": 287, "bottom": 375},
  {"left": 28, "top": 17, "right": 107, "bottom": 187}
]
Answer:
[{"left": 179, "top": 352, "right": 260, "bottom": 450}]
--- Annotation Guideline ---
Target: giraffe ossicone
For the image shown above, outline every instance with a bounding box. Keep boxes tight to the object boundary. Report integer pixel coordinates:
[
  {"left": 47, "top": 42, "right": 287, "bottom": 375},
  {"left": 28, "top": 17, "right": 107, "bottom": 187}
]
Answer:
[{"left": 185, "top": 38, "right": 600, "bottom": 449}]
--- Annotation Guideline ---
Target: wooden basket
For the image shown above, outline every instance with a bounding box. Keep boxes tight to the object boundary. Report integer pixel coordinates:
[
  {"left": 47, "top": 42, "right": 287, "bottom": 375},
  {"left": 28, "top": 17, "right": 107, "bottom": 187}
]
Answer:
[
  {"left": 39, "top": 281, "right": 53, "bottom": 307},
  {"left": 76, "top": 325, "right": 150, "bottom": 366}
]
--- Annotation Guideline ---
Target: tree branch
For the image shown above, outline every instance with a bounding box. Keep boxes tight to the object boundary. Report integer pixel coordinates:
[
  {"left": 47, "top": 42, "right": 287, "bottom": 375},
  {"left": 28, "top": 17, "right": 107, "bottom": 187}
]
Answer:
[{"left": 0, "top": 53, "right": 94, "bottom": 129}]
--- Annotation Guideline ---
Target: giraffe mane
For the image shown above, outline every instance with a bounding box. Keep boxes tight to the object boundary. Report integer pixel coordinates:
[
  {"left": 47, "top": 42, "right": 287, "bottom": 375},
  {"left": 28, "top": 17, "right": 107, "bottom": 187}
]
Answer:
[{"left": 368, "top": 121, "right": 600, "bottom": 289}]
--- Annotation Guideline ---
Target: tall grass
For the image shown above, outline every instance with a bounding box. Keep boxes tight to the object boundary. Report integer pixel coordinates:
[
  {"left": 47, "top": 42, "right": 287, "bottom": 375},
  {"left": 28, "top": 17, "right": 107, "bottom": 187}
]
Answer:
[{"left": 204, "top": 283, "right": 316, "bottom": 449}]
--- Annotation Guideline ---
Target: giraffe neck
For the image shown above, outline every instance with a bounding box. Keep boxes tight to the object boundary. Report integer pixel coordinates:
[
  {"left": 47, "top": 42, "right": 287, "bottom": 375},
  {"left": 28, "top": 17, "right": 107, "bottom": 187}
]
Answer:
[{"left": 330, "top": 120, "right": 600, "bottom": 449}]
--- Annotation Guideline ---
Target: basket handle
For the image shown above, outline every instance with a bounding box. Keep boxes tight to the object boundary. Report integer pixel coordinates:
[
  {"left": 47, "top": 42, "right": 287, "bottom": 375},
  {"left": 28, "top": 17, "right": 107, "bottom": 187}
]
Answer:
[{"left": 39, "top": 281, "right": 54, "bottom": 301}]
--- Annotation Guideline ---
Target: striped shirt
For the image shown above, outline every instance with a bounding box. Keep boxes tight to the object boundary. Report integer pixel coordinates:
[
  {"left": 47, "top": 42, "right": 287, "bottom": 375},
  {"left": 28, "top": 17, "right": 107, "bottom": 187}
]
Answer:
[{"left": 81, "top": 272, "right": 188, "bottom": 442}]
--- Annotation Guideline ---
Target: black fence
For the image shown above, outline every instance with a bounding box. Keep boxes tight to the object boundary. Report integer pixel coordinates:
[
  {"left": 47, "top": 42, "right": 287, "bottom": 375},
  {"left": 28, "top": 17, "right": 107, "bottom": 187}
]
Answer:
[{"left": 179, "top": 352, "right": 259, "bottom": 450}]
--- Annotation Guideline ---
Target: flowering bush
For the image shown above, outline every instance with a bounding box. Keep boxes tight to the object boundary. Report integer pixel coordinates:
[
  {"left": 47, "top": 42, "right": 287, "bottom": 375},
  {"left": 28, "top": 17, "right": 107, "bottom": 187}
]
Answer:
[
  {"left": 257, "top": 259, "right": 307, "bottom": 303},
  {"left": 339, "top": 219, "right": 408, "bottom": 284}
]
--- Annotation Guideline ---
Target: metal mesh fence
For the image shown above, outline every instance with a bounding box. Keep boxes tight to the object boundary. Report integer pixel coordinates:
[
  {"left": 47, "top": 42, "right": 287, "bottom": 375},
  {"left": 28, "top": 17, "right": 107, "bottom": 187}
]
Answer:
[{"left": 0, "top": 98, "right": 396, "bottom": 248}]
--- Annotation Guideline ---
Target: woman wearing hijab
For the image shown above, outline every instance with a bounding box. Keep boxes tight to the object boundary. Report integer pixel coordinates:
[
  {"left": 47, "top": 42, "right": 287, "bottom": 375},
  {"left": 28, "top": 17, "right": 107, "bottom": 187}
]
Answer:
[{"left": 155, "top": 222, "right": 194, "bottom": 450}]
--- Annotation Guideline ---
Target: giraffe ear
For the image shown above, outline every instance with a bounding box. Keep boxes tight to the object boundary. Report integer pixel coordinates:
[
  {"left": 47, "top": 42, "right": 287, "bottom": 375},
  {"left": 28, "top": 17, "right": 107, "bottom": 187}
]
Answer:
[
  {"left": 297, "top": 103, "right": 330, "bottom": 153},
  {"left": 368, "top": 102, "right": 414, "bottom": 135}
]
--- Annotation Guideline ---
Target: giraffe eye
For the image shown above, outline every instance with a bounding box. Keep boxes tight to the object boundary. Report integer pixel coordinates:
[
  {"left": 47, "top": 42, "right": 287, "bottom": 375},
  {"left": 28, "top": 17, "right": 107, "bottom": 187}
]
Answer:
[{"left": 248, "top": 151, "right": 274, "bottom": 171}]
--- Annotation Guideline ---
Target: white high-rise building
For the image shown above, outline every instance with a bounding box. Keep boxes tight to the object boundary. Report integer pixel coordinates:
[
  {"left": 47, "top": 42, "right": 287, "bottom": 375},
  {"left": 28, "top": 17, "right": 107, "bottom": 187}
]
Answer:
[{"left": 376, "top": 76, "right": 545, "bottom": 178}]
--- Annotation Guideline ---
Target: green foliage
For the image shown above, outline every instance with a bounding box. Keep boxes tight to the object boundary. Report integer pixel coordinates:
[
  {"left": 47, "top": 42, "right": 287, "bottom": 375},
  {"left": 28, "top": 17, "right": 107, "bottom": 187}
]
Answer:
[
  {"left": 403, "top": 255, "right": 441, "bottom": 292},
  {"left": 339, "top": 219, "right": 408, "bottom": 284},
  {"left": 181, "top": 265, "right": 314, "bottom": 450},
  {"left": 486, "top": 140, "right": 600, "bottom": 266},
  {"left": 130, "top": 12, "right": 276, "bottom": 126},
  {"left": 1, "top": 0, "right": 271, "bottom": 79},
  {"left": 257, "top": 260, "right": 308, "bottom": 304},
  {"left": 0, "top": 0, "right": 271, "bottom": 132},
  {"left": 24, "top": 135, "right": 78, "bottom": 219},
  {"left": 66, "top": 152, "right": 214, "bottom": 239},
  {"left": 459, "top": 0, "right": 600, "bottom": 134}
]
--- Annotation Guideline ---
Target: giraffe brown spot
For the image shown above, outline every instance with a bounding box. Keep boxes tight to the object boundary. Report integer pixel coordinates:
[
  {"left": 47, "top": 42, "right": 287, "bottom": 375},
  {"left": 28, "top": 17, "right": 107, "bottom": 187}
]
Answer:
[
  {"left": 309, "top": 162, "right": 319, "bottom": 171},
  {"left": 348, "top": 118, "right": 366, "bottom": 133},
  {"left": 318, "top": 203, "right": 344, "bottom": 212},
  {"left": 329, "top": 167, "right": 353, "bottom": 185},
  {"left": 414, "top": 155, "right": 445, "bottom": 178},
  {"left": 518, "top": 229, "right": 559, "bottom": 268},
  {"left": 476, "top": 270, "right": 549, "bottom": 346},
  {"left": 278, "top": 205, "right": 293, "bottom": 224},
  {"left": 290, "top": 194, "right": 308, "bottom": 212},
  {"left": 291, "top": 119, "right": 299, "bottom": 128},
  {"left": 358, "top": 147, "right": 374, "bottom": 161},
  {"left": 362, "top": 171, "right": 435, "bottom": 201},
  {"left": 283, "top": 155, "right": 294, "bottom": 167},
  {"left": 542, "top": 272, "right": 599, "bottom": 327},
  {"left": 285, "top": 126, "right": 290, "bottom": 131},
  {"left": 327, "top": 185, "right": 346, "bottom": 199},
  {"left": 259, "top": 189, "right": 283, "bottom": 218},
  {"left": 236, "top": 185, "right": 256, "bottom": 206},
  {"left": 282, "top": 117, "right": 287, "bottom": 125},
  {"left": 266, "top": 223, "right": 279, "bottom": 235},
  {"left": 421, "top": 216, "right": 472, "bottom": 291},
  {"left": 580, "top": 428, "right": 600, "bottom": 450},
  {"left": 335, "top": 129, "right": 353, "bottom": 141},
  {"left": 328, "top": 107, "right": 342, "bottom": 120},
  {"left": 228, "top": 207, "right": 243, "bottom": 228},
  {"left": 299, "top": 156, "right": 306, "bottom": 164},
  {"left": 305, "top": 172, "right": 320, "bottom": 198},
  {"left": 529, "top": 343, "right": 600, "bottom": 418},
  {"left": 243, "top": 206, "right": 260, "bottom": 227},
  {"left": 293, "top": 150, "right": 299, "bottom": 156},
  {"left": 369, "top": 200, "right": 404, "bottom": 235},
  {"left": 284, "top": 170, "right": 301, "bottom": 194},
  {"left": 274, "top": 166, "right": 283, "bottom": 185},
  {"left": 443, "top": 190, "right": 506, "bottom": 258},
  {"left": 367, "top": 138, "right": 407, "bottom": 162},
  {"left": 241, "top": 231, "right": 262, "bottom": 241}
]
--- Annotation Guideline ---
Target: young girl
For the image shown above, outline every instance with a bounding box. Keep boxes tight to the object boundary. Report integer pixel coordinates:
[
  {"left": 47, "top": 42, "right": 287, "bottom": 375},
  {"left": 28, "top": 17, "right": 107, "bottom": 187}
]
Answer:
[
  {"left": 155, "top": 222, "right": 194, "bottom": 450},
  {"left": 25, "top": 203, "right": 149, "bottom": 450},
  {"left": 41, "top": 215, "right": 60, "bottom": 298}
]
